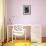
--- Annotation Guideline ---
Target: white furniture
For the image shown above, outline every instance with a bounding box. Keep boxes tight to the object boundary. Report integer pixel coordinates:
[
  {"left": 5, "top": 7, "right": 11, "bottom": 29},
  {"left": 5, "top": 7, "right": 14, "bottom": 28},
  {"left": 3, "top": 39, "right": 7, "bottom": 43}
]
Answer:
[
  {"left": 31, "top": 25, "right": 42, "bottom": 43},
  {"left": 12, "top": 25, "right": 25, "bottom": 42},
  {"left": 7, "top": 24, "right": 42, "bottom": 43},
  {"left": 7, "top": 24, "right": 27, "bottom": 43}
]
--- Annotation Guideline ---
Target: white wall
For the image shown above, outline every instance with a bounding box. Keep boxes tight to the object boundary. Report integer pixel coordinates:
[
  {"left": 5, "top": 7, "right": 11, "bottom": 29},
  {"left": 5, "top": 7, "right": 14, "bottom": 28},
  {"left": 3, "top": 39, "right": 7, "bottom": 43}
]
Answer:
[
  {"left": 0, "top": 0, "right": 4, "bottom": 42},
  {"left": 7, "top": 0, "right": 46, "bottom": 37}
]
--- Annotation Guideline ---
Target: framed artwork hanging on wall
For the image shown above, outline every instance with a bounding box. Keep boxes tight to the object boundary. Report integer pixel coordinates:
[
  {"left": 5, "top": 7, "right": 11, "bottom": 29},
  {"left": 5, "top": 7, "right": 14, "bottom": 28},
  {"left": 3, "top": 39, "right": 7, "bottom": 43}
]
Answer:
[{"left": 23, "top": 5, "right": 31, "bottom": 15}]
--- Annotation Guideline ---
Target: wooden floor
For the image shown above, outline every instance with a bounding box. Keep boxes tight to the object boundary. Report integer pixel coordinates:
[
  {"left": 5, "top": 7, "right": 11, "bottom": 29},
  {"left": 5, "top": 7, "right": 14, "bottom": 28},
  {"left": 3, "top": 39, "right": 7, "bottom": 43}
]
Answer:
[
  {"left": 3, "top": 40, "right": 31, "bottom": 46},
  {"left": 3, "top": 37, "right": 46, "bottom": 46},
  {"left": 3, "top": 40, "right": 46, "bottom": 46}
]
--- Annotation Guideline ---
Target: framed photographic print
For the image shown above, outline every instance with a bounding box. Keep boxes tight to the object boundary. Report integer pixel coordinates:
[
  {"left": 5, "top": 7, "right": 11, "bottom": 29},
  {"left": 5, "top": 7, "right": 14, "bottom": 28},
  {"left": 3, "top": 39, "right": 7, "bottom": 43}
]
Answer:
[{"left": 23, "top": 5, "right": 31, "bottom": 15}]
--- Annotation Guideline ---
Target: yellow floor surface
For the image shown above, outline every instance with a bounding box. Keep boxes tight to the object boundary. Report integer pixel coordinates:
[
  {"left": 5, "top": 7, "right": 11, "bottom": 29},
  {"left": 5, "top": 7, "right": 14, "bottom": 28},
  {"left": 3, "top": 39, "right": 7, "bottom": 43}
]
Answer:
[
  {"left": 3, "top": 40, "right": 46, "bottom": 46},
  {"left": 3, "top": 40, "right": 31, "bottom": 46}
]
